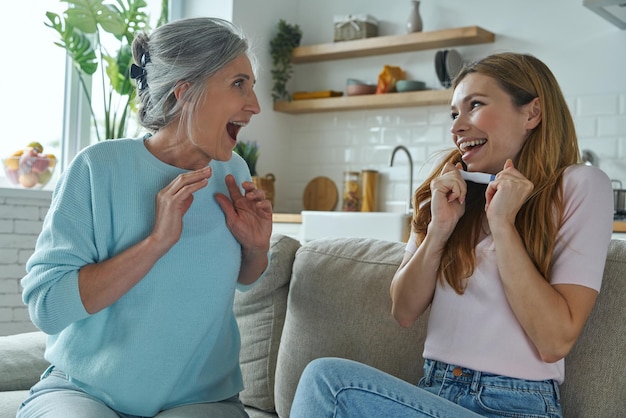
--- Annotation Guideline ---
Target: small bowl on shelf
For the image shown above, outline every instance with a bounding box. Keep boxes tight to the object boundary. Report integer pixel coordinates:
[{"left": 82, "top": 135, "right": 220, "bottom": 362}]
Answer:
[
  {"left": 395, "top": 80, "right": 426, "bottom": 92},
  {"left": 346, "top": 83, "right": 377, "bottom": 96},
  {"left": 3, "top": 153, "right": 57, "bottom": 189}
]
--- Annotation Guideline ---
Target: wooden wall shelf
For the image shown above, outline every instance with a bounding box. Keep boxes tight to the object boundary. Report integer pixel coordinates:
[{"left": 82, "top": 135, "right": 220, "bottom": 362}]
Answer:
[
  {"left": 292, "top": 26, "right": 495, "bottom": 63},
  {"left": 273, "top": 26, "right": 494, "bottom": 114},
  {"left": 273, "top": 89, "right": 452, "bottom": 114}
]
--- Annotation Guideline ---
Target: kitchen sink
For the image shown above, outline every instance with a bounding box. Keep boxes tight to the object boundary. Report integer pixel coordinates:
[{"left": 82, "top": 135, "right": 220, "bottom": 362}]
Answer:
[{"left": 301, "top": 211, "right": 412, "bottom": 243}]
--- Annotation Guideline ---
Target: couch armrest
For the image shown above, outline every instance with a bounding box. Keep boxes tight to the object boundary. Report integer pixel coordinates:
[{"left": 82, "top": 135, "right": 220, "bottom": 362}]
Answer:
[{"left": 0, "top": 331, "right": 49, "bottom": 391}]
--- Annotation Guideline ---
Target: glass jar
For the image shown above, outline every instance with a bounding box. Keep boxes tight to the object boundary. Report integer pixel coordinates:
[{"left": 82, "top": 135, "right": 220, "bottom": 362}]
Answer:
[{"left": 342, "top": 171, "right": 361, "bottom": 211}]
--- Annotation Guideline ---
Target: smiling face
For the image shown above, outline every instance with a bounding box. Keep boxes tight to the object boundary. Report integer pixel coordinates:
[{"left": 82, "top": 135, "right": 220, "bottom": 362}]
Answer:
[
  {"left": 450, "top": 73, "right": 540, "bottom": 174},
  {"left": 182, "top": 54, "right": 260, "bottom": 163}
]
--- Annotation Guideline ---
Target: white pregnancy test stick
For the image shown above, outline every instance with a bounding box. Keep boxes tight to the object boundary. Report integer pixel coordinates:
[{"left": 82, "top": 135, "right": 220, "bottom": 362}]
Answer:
[{"left": 460, "top": 171, "right": 495, "bottom": 184}]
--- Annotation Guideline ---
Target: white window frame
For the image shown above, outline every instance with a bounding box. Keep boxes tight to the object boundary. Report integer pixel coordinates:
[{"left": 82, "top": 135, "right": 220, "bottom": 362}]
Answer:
[{"left": 61, "top": 0, "right": 180, "bottom": 172}]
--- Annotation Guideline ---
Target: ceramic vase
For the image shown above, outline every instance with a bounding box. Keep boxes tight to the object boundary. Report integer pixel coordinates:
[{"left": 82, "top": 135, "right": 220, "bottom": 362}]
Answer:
[{"left": 406, "top": 0, "right": 423, "bottom": 33}]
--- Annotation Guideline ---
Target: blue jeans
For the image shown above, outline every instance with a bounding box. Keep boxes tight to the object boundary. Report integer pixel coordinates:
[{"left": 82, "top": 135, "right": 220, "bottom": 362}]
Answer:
[
  {"left": 17, "top": 366, "right": 248, "bottom": 418},
  {"left": 290, "top": 358, "right": 562, "bottom": 418}
]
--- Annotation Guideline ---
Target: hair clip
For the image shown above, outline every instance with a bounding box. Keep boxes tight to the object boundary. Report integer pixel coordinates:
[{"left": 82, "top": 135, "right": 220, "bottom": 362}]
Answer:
[{"left": 130, "top": 53, "right": 151, "bottom": 90}]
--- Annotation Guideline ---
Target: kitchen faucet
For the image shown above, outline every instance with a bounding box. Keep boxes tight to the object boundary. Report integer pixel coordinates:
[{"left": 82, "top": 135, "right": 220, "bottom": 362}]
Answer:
[{"left": 389, "top": 145, "right": 414, "bottom": 213}]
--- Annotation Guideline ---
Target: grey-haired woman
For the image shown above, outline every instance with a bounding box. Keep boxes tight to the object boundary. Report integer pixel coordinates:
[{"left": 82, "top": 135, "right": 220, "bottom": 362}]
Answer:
[{"left": 18, "top": 17, "right": 269, "bottom": 417}]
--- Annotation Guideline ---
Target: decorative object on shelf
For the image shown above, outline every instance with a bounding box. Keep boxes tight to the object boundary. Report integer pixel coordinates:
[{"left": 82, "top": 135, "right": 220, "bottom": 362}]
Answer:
[
  {"left": 233, "top": 140, "right": 275, "bottom": 206},
  {"left": 3, "top": 142, "right": 57, "bottom": 189},
  {"left": 346, "top": 83, "right": 376, "bottom": 96},
  {"left": 435, "top": 49, "right": 463, "bottom": 88},
  {"left": 45, "top": 0, "right": 168, "bottom": 141},
  {"left": 395, "top": 80, "right": 426, "bottom": 92},
  {"left": 292, "top": 91, "right": 343, "bottom": 100},
  {"left": 406, "top": 0, "right": 423, "bottom": 33},
  {"left": 270, "top": 19, "right": 303, "bottom": 102},
  {"left": 334, "top": 14, "right": 379, "bottom": 42},
  {"left": 376, "top": 65, "right": 405, "bottom": 94}
]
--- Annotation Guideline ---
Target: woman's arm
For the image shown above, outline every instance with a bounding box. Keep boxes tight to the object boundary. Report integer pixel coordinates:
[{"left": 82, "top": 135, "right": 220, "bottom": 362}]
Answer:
[
  {"left": 489, "top": 223, "right": 598, "bottom": 362},
  {"left": 79, "top": 166, "right": 214, "bottom": 314},
  {"left": 390, "top": 162, "right": 467, "bottom": 327},
  {"left": 390, "top": 233, "right": 446, "bottom": 327},
  {"left": 486, "top": 161, "right": 611, "bottom": 362}
]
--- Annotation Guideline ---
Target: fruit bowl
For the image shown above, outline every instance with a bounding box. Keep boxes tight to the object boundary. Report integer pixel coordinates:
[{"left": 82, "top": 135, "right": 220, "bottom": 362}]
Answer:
[{"left": 3, "top": 152, "right": 57, "bottom": 189}]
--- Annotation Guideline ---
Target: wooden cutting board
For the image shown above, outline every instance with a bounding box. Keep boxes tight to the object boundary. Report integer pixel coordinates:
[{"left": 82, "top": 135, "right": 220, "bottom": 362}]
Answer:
[{"left": 303, "top": 176, "right": 338, "bottom": 211}]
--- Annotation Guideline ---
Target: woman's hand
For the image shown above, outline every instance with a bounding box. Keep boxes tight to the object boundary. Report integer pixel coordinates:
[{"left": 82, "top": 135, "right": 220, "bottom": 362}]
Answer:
[
  {"left": 485, "top": 159, "right": 534, "bottom": 230},
  {"left": 428, "top": 162, "right": 467, "bottom": 240},
  {"left": 215, "top": 174, "right": 273, "bottom": 285},
  {"left": 214, "top": 174, "right": 273, "bottom": 251},
  {"left": 152, "top": 166, "right": 213, "bottom": 253}
]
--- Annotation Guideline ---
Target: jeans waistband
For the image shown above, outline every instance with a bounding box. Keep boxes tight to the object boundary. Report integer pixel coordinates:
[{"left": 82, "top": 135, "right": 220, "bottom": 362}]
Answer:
[{"left": 423, "top": 359, "right": 560, "bottom": 401}]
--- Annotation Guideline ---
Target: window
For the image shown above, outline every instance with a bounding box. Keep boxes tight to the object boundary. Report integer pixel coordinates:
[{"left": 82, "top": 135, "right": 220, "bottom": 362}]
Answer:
[
  {"left": 1, "top": 0, "right": 166, "bottom": 189},
  {"left": 2, "top": 1, "right": 66, "bottom": 184}
]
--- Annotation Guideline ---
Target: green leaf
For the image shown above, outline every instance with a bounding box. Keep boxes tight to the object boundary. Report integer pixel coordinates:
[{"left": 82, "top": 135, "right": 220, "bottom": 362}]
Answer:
[
  {"left": 62, "top": 0, "right": 125, "bottom": 35},
  {"left": 234, "top": 141, "right": 260, "bottom": 176},
  {"left": 45, "top": 11, "right": 98, "bottom": 75},
  {"left": 103, "top": 45, "right": 133, "bottom": 95},
  {"left": 47, "top": 0, "right": 166, "bottom": 140},
  {"left": 269, "top": 19, "right": 302, "bottom": 102}
]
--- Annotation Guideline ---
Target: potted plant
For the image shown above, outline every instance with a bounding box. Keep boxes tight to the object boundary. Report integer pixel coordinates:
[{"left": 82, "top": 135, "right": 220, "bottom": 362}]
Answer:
[
  {"left": 45, "top": 0, "right": 168, "bottom": 141},
  {"left": 234, "top": 140, "right": 275, "bottom": 206},
  {"left": 269, "top": 19, "right": 302, "bottom": 102}
]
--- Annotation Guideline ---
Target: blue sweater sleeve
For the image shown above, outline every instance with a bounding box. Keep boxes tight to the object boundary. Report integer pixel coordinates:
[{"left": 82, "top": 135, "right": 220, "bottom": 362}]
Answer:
[{"left": 22, "top": 155, "right": 97, "bottom": 334}]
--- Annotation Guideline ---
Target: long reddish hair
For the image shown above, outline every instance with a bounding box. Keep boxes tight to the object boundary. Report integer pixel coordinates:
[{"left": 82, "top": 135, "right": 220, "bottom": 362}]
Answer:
[{"left": 412, "top": 53, "right": 580, "bottom": 294}]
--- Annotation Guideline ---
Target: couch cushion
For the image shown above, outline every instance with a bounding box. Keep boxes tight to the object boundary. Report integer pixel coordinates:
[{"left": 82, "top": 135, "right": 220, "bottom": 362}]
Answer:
[
  {"left": 0, "top": 390, "right": 30, "bottom": 416},
  {"left": 0, "top": 331, "right": 48, "bottom": 392},
  {"left": 274, "top": 237, "right": 429, "bottom": 417},
  {"left": 560, "top": 239, "right": 626, "bottom": 417},
  {"left": 234, "top": 234, "right": 301, "bottom": 413}
]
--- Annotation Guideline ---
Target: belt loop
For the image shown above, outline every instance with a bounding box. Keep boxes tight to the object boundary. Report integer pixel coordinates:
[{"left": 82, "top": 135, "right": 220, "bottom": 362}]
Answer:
[
  {"left": 551, "top": 379, "right": 561, "bottom": 403},
  {"left": 470, "top": 369, "right": 481, "bottom": 393},
  {"left": 422, "top": 359, "right": 435, "bottom": 385}
]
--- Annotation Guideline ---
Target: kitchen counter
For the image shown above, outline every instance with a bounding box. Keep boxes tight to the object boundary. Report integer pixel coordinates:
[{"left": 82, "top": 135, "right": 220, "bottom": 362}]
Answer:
[
  {"left": 272, "top": 213, "right": 302, "bottom": 223},
  {"left": 274, "top": 215, "right": 626, "bottom": 229}
]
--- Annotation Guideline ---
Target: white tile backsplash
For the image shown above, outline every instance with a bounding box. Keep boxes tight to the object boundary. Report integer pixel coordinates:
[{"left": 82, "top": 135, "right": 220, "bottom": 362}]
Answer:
[{"left": 277, "top": 92, "right": 626, "bottom": 213}]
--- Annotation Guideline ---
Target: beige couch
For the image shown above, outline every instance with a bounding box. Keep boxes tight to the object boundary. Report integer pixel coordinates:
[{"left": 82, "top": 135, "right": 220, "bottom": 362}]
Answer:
[{"left": 1, "top": 235, "right": 625, "bottom": 417}]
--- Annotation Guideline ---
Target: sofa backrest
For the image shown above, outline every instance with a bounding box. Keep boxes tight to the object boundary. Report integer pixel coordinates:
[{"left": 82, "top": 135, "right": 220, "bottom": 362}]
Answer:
[
  {"left": 559, "top": 238, "right": 626, "bottom": 417},
  {"left": 234, "top": 234, "right": 301, "bottom": 413},
  {"left": 271, "top": 237, "right": 626, "bottom": 418},
  {"left": 274, "top": 237, "right": 428, "bottom": 417}
]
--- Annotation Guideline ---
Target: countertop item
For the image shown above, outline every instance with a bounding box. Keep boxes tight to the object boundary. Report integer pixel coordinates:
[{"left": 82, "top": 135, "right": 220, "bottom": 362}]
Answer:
[{"left": 302, "top": 176, "right": 338, "bottom": 211}]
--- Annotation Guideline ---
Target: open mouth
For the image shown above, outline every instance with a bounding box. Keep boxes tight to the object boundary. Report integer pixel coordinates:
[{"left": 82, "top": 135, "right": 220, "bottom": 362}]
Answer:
[
  {"left": 227, "top": 121, "right": 247, "bottom": 141},
  {"left": 459, "top": 138, "right": 486, "bottom": 153}
]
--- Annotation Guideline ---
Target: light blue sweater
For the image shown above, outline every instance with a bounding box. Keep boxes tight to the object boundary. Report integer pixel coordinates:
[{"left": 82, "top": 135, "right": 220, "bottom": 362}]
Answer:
[{"left": 22, "top": 138, "right": 254, "bottom": 416}]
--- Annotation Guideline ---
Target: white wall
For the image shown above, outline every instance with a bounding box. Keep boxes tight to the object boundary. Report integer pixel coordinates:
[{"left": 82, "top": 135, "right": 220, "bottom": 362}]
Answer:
[
  {"left": 0, "top": 190, "right": 50, "bottom": 336},
  {"left": 190, "top": 0, "right": 626, "bottom": 213}
]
